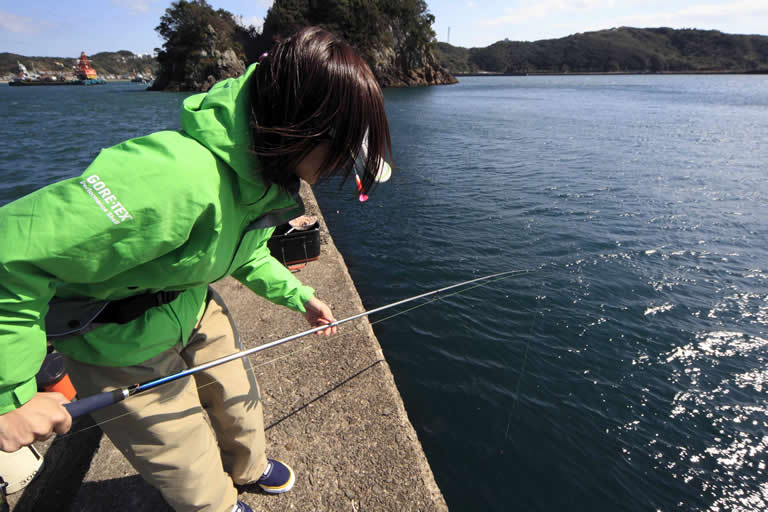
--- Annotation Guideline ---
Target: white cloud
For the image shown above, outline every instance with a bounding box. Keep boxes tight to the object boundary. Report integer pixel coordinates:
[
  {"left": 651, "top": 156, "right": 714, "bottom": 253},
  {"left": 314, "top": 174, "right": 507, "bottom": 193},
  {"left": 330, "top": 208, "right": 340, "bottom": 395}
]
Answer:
[
  {"left": 0, "top": 10, "right": 45, "bottom": 33},
  {"left": 467, "top": 1, "right": 477, "bottom": 7},
  {"left": 483, "top": 0, "right": 618, "bottom": 26},
  {"left": 678, "top": 0, "right": 767, "bottom": 18},
  {"left": 236, "top": 15, "right": 264, "bottom": 32},
  {"left": 111, "top": 0, "right": 151, "bottom": 15},
  {"left": 481, "top": 0, "right": 768, "bottom": 33},
  {"left": 579, "top": 0, "right": 768, "bottom": 33}
]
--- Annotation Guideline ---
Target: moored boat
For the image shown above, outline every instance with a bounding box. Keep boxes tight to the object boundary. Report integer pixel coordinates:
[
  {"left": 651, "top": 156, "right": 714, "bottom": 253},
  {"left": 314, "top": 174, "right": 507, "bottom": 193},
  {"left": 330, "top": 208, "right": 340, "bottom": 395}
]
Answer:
[
  {"left": 75, "top": 52, "right": 105, "bottom": 85},
  {"left": 131, "top": 73, "right": 152, "bottom": 84}
]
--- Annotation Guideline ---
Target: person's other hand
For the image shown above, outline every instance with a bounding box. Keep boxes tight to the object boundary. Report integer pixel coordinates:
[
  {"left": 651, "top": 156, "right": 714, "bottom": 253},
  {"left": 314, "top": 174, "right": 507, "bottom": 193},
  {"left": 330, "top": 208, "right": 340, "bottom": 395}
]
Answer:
[
  {"left": 0, "top": 392, "right": 72, "bottom": 452},
  {"left": 303, "top": 296, "right": 337, "bottom": 336}
]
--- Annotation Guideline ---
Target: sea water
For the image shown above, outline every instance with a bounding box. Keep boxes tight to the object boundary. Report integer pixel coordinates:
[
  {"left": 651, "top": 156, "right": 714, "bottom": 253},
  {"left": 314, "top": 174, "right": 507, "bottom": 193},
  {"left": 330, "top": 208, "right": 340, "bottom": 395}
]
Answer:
[
  {"left": 314, "top": 75, "right": 768, "bottom": 511},
  {"left": 2, "top": 75, "right": 768, "bottom": 511}
]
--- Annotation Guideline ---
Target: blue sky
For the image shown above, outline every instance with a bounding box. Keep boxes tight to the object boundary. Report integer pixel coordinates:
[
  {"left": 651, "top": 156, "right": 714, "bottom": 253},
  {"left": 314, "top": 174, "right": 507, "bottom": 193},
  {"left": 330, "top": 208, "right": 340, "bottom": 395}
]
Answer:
[{"left": 1, "top": 0, "right": 766, "bottom": 57}]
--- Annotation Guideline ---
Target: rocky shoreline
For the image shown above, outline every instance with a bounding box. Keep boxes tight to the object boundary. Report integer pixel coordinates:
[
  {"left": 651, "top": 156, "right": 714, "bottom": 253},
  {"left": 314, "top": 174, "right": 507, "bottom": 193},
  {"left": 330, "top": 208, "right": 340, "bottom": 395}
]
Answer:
[{"left": 149, "top": 46, "right": 456, "bottom": 92}]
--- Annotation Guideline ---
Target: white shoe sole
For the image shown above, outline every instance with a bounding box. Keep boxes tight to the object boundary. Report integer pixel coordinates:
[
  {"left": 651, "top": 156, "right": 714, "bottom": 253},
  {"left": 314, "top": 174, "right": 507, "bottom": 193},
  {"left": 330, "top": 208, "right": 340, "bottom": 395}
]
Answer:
[{"left": 258, "top": 462, "right": 295, "bottom": 494}]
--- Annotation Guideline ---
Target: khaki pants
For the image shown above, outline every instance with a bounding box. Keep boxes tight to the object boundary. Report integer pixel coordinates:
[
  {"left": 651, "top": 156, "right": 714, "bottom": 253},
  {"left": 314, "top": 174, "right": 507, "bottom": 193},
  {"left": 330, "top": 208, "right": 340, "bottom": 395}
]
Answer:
[{"left": 64, "top": 293, "right": 267, "bottom": 512}]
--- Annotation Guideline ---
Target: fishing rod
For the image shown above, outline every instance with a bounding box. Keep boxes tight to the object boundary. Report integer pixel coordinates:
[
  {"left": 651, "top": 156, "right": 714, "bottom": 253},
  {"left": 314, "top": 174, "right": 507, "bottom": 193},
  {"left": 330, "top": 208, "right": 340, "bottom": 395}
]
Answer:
[{"left": 64, "top": 269, "right": 529, "bottom": 419}]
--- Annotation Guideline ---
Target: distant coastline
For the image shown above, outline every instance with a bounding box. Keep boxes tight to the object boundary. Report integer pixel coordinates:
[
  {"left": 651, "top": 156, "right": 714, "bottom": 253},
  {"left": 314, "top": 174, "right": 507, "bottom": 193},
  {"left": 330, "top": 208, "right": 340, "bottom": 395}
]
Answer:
[
  {"left": 2, "top": 79, "right": 143, "bottom": 85},
  {"left": 1, "top": 51, "right": 157, "bottom": 82},
  {"left": 439, "top": 27, "right": 768, "bottom": 77},
  {"left": 454, "top": 69, "right": 768, "bottom": 77}
]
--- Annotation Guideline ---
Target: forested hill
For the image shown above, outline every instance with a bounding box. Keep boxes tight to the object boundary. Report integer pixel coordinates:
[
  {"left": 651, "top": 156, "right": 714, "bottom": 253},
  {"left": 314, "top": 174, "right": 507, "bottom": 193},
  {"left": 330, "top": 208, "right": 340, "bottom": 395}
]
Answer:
[
  {"left": 150, "top": 0, "right": 455, "bottom": 91},
  {"left": 437, "top": 27, "right": 768, "bottom": 74}
]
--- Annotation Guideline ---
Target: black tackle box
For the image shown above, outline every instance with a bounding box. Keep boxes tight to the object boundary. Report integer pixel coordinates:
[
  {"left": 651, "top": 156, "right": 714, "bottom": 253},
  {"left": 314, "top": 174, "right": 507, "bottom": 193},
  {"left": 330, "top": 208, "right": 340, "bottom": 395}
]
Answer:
[{"left": 267, "top": 218, "right": 321, "bottom": 269}]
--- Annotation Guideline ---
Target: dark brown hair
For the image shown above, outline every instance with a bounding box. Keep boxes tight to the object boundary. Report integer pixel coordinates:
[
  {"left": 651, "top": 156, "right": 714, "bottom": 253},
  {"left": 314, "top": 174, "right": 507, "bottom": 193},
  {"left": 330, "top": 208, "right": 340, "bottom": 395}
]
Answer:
[{"left": 250, "top": 26, "right": 391, "bottom": 193}]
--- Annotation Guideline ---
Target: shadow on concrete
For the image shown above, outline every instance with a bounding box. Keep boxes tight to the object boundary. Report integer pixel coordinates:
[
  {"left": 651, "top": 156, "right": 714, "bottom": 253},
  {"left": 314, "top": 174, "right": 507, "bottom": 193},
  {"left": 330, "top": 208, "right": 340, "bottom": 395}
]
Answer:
[
  {"left": 265, "top": 359, "right": 384, "bottom": 432},
  {"left": 11, "top": 416, "right": 102, "bottom": 512},
  {"left": 11, "top": 360, "right": 385, "bottom": 511},
  {"left": 73, "top": 476, "right": 171, "bottom": 512}
]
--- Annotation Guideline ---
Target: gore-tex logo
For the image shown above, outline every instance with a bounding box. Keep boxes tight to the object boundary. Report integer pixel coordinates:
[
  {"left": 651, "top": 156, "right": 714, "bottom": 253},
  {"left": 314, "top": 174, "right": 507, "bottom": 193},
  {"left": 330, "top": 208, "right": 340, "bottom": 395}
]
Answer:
[{"left": 80, "top": 174, "right": 134, "bottom": 224}]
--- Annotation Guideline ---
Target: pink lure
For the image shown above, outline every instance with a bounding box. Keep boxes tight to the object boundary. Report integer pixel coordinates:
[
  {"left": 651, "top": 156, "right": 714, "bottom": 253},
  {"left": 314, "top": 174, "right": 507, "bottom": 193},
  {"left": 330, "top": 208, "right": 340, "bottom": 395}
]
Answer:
[{"left": 355, "top": 172, "right": 369, "bottom": 202}]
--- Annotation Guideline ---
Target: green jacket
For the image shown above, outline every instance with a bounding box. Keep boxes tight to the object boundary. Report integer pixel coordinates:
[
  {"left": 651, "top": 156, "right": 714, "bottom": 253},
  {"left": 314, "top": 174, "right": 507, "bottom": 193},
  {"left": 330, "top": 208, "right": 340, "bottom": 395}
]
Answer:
[{"left": 0, "top": 64, "right": 315, "bottom": 414}]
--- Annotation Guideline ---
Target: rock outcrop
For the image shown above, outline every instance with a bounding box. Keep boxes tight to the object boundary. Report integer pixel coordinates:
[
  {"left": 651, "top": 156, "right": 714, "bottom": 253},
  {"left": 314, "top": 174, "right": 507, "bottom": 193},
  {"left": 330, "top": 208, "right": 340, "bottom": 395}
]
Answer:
[
  {"left": 370, "top": 41, "right": 456, "bottom": 87},
  {"left": 198, "top": 48, "right": 246, "bottom": 91},
  {"left": 151, "top": 46, "right": 245, "bottom": 92},
  {"left": 151, "top": 9, "right": 248, "bottom": 93},
  {"left": 367, "top": 19, "right": 456, "bottom": 87}
]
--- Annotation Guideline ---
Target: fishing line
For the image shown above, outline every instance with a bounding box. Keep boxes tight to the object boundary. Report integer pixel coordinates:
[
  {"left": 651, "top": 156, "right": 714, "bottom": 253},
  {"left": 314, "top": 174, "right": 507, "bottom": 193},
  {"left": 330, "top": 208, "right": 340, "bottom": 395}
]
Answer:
[
  {"left": 366, "top": 271, "right": 529, "bottom": 327},
  {"left": 59, "top": 270, "right": 526, "bottom": 437},
  {"left": 504, "top": 307, "right": 539, "bottom": 441},
  {"left": 57, "top": 269, "right": 533, "bottom": 438}
]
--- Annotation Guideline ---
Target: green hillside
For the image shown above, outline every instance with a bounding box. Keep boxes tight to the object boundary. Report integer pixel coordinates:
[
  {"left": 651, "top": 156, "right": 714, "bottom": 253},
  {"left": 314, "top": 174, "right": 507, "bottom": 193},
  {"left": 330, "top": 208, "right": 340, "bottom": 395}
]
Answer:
[{"left": 437, "top": 27, "right": 768, "bottom": 74}]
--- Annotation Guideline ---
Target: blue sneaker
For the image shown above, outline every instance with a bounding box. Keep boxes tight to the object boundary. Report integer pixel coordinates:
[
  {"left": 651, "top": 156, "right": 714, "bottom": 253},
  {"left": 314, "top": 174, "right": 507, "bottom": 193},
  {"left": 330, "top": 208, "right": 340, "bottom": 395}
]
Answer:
[
  {"left": 256, "top": 459, "right": 295, "bottom": 494},
  {"left": 234, "top": 501, "right": 253, "bottom": 512}
]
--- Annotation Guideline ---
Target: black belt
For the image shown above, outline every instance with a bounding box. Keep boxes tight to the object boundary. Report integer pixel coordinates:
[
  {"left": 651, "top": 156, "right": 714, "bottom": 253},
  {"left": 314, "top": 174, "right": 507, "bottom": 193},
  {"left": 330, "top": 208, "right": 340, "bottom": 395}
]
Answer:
[
  {"left": 95, "top": 290, "right": 183, "bottom": 324},
  {"left": 46, "top": 290, "right": 185, "bottom": 340}
]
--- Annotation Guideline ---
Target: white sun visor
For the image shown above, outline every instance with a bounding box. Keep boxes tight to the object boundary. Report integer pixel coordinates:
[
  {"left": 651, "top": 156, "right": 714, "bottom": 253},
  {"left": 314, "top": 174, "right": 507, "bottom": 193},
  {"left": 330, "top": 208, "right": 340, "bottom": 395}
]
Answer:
[{"left": 357, "top": 130, "right": 391, "bottom": 183}]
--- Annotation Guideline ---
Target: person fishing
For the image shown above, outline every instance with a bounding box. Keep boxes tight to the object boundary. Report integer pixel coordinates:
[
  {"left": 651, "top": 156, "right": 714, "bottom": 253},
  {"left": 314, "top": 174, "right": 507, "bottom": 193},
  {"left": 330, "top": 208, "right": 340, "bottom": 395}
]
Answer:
[{"left": 0, "top": 26, "right": 391, "bottom": 512}]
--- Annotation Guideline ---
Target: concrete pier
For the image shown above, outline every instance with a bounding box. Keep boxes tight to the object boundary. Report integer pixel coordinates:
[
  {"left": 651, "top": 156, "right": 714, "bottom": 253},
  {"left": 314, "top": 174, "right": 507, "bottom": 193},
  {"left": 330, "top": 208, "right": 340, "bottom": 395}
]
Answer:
[{"left": 6, "top": 184, "right": 448, "bottom": 511}]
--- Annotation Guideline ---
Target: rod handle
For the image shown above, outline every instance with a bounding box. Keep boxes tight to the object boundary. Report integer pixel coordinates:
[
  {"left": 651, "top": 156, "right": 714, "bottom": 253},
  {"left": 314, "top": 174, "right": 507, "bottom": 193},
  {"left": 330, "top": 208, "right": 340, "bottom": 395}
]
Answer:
[{"left": 64, "top": 389, "right": 125, "bottom": 418}]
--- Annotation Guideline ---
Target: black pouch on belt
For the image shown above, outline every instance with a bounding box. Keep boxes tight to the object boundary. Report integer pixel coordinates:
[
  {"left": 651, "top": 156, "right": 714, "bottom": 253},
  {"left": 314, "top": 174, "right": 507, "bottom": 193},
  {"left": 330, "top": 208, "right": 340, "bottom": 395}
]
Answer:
[{"left": 45, "top": 290, "right": 183, "bottom": 340}]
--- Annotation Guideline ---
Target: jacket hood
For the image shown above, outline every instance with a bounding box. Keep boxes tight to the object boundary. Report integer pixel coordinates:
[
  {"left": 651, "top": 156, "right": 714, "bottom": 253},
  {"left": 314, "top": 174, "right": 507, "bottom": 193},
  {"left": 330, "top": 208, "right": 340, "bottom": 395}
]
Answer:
[
  {"left": 181, "top": 63, "right": 264, "bottom": 187},
  {"left": 180, "top": 63, "right": 305, "bottom": 221}
]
